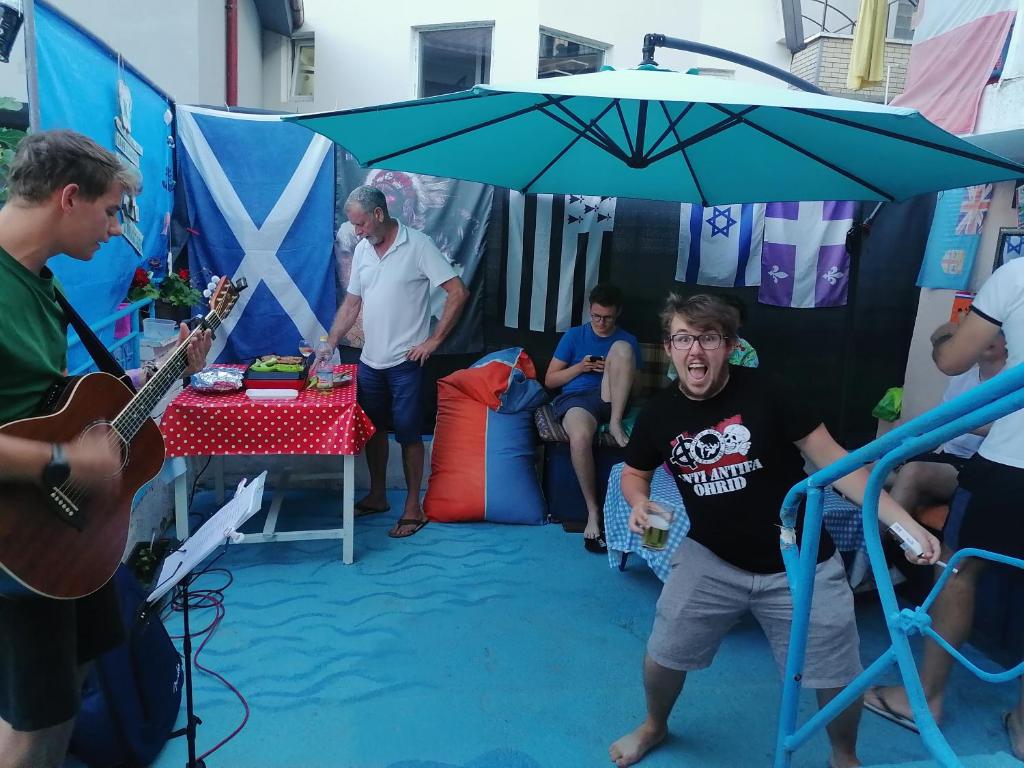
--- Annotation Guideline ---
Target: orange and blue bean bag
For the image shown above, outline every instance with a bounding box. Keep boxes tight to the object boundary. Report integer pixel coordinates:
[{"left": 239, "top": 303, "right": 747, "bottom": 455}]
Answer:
[{"left": 424, "top": 348, "right": 547, "bottom": 524}]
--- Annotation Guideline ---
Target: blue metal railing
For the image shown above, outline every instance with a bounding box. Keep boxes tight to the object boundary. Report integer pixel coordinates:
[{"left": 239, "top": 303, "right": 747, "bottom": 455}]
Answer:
[
  {"left": 67, "top": 298, "right": 154, "bottom": 376},
  {"left": 774, "top": 361, "right": 1024, "bottom": 767}
]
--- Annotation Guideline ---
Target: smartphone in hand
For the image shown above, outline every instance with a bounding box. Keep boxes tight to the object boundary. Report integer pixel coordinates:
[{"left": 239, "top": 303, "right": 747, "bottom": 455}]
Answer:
[{"left": 589, "top": 355, "right": 604, "bottom": 362}]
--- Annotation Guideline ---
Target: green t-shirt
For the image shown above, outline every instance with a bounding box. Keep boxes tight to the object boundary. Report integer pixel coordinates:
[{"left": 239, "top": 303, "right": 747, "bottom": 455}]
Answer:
[{"left": 0, "top": 247, "right": 67, "bottom": 425}]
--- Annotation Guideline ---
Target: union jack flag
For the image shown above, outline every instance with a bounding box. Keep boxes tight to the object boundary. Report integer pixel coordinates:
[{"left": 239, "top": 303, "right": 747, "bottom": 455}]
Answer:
[{"left": 956, "top": 184, "right": 993, "bottom": 235}]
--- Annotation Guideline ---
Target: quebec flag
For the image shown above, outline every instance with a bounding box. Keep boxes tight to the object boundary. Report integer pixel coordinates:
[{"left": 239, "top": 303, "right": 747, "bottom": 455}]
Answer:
[
  {"left": 675, "top": 203, "right": 765, "bottom": 287},
  {"left": 176, "top": 105, "right": 336, "bottom": 363}
]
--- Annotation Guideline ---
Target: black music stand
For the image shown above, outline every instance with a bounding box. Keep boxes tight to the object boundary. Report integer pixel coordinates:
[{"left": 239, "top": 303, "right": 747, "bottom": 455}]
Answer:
[{"left": 147, "top": 472, "right": 266, "bottom": 767}]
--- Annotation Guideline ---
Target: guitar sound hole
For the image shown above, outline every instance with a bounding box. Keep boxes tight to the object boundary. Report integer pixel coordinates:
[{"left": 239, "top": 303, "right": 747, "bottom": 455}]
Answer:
[{"left": 79, "top": 421, "right": 128, "bottom": 477}]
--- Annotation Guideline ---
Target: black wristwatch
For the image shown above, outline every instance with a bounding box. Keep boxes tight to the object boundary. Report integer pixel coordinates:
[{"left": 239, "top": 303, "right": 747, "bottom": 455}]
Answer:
[{"left": 41, "top": 443, "right": 71, "bottom": 488}]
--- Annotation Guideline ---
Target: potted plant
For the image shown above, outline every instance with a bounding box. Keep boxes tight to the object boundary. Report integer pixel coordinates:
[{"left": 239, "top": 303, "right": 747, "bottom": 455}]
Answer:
[{"left": 155, "top": 269, "right": 203, "bottom": 322}]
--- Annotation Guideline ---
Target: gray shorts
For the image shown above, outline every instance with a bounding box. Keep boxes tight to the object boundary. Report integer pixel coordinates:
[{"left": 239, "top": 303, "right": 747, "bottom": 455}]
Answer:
[{"left": 647, "top": 538, "right": 862, "bottom": 689}]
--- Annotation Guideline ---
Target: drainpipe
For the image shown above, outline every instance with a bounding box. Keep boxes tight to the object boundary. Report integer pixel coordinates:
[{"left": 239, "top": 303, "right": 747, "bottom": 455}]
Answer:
[{"left": 225, "top": 0, "right": 238, "bottom": 106}]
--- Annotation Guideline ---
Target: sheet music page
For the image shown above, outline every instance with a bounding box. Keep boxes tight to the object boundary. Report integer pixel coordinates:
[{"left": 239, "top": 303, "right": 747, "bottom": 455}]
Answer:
[{"left": 147, "top": 471, "right": 267, "bottom": 603}]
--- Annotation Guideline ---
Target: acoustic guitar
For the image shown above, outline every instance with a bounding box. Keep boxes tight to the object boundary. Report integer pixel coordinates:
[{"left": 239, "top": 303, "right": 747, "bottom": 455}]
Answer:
[{"left": 0, "top": 276, "right": 246, "bottom": 599}]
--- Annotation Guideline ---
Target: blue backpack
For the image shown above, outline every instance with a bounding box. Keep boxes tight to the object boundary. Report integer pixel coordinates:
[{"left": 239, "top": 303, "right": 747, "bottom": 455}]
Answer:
[{"left": 70, "top": 564, "right": 184, "bottom": 767}]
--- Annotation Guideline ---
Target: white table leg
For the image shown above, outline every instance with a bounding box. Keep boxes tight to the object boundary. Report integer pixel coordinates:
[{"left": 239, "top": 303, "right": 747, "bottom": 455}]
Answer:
[
  {"left": 174, "top": 467, "right": 189, "bottom": 540},
  {"left": 214, "top": 455, "right": 225, "bottom": 504},
  {"left": 343, "top": 454, "right": 354, "bottom": 564}
]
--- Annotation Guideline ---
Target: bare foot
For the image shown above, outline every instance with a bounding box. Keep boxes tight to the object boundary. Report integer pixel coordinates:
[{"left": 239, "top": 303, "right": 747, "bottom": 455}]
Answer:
[
  {"left": 609, "top": 722, "right": 666, "bottom": 767},
  {"left": 608, "top": 422, "right": 629, "bottom": 447},
  {"left": 1005, "top": 710, "right": 1024, "bottom": 760},
  {"left": 584, "top": 518, "right": 601, "bottom": 539}
]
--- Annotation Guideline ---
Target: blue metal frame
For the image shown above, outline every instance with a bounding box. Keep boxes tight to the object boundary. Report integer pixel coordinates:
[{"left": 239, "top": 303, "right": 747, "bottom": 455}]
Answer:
[
  {"left": 774, "top": 361, "right": 1024, "bottom": 767},
  {"left": 66, "top": 298, "right": 153, "bottom": 376}
]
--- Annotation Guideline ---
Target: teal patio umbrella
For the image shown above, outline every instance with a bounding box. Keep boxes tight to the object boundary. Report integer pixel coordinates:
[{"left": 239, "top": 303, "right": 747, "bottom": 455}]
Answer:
[{"left": 285, "top": 66, "right": 1024, "bottom": 204}]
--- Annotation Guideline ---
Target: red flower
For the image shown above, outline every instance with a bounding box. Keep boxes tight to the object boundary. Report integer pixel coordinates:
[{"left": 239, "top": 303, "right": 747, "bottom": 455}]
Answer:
[
  {"left": 177, "top": 269, "right": 189, "bottom": 281},
  {"left": 131, "top": 267, "right": 149, "bottom": 287}
]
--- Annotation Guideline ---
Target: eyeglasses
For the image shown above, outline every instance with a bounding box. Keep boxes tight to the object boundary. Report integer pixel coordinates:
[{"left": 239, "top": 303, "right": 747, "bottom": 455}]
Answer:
[
  {"left": 667, "top": 332, "right": 727, "bottom": 351},
  {"left": 590, "top": 312, "right": 616, "bottom": 323}
]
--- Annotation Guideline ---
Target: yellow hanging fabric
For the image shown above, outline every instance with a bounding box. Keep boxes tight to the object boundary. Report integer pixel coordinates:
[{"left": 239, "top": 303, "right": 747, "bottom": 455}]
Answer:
[{"left": 847, "top": 0, "right": 888, "bottom": 90}]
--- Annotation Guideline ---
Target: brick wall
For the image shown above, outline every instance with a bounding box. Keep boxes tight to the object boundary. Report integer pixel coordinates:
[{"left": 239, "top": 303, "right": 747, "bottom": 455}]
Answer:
[{"left": 791, "top": 34, "right": 911, "bottom": 103}]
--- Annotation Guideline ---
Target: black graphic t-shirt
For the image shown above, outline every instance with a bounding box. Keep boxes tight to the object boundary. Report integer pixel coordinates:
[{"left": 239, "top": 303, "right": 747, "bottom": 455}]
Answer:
[{"left": 625, "top": 367, "right": 835, "bottom": 574}]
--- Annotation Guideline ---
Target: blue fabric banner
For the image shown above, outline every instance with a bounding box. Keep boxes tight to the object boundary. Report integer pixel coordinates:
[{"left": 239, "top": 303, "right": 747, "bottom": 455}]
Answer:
[
  {"left": 35, "top": 1, "right": 174, "bottom": 371},
  {"left": 917, "top": 185, "right": 993, "bottom": 290},
  {"left": 176, "top": 106, "right": 336, "bottom": 364}
]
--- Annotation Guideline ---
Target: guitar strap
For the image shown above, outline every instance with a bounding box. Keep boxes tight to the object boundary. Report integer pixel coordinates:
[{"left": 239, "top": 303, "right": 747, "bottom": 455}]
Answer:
[{"left": 46, "top": 269, "right": 135, "bottom": 392}]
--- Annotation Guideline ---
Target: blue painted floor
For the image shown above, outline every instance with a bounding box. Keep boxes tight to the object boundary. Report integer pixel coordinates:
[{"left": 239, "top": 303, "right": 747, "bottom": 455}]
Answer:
[{"left": 118, "top": 489, "right": 1019, "bottom": 767}]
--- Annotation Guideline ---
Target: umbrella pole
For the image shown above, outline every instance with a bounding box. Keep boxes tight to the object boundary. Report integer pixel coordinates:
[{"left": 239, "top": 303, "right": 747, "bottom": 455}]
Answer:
[{"left": 641, "top": 33, "right": 827, "bottom": 95}]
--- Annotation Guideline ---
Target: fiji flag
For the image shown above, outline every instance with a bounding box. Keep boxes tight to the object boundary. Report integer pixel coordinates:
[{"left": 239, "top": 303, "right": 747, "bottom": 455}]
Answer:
[
  {"left": 675, "top": 204, "right": 765, "bottom": 287},
  {"left": 176, "top": 105, "right": 336, "bottom": 363},
  {"left": 916, "top": 185, "right": 993, "bottom": 291}
]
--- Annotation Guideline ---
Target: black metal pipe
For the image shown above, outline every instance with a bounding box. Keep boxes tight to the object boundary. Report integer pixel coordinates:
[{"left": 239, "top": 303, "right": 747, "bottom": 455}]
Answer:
[{"left": 641, "top": 33, "right": 828, "bottom": 95}]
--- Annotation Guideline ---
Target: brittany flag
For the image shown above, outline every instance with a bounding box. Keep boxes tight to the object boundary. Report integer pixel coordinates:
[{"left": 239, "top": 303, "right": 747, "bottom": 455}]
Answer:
[{"left": 502, "top": 191, "right": 615, "bottom": 332}]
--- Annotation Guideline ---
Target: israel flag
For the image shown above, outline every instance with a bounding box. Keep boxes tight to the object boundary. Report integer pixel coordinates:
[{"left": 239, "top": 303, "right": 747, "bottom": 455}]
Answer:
[
  {"left": 176, "top": 105, "right": 336, "bottom": 363},
  {"left": 675, "top": 203, "right": 765, "bottom": 287}
]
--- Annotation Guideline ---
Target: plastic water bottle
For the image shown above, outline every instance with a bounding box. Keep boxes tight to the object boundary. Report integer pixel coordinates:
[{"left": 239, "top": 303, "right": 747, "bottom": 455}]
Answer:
[{"left": 315, "top": 335, "right": 334, "bottom": 392}]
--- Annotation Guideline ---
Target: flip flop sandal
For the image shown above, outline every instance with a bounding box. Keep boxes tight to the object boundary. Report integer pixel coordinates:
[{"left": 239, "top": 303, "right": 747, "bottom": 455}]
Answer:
[
  {"left": 1004, "top": 712, "right": 1024, "bottom": 761},
  {"left": 863, "top": 688, "right": 920, "bottom": 734},
  {"left": 388, "top": 518, "right": 428, "bottom": 538},
  {"left": 584, "top": 534, "right": 608, "bottom": 554}
]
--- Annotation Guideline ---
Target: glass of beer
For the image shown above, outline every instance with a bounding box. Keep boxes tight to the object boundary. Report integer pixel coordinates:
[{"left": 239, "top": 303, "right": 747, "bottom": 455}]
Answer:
[{"left": 642, "top": 501, "right": 671, "bottom": 550}]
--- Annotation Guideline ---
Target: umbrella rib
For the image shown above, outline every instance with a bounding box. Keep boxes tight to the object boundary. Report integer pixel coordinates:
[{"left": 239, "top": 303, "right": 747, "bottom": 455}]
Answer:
[
  {"left": 788, "top": 108, "right": 1024, "bottom": 174},
  {"left": 540, "top": 97, "right": 630, "bottom": 161},
  {"left": 633, "top": 100, "right": 648, "bottom": 161},
  {"left": 520, "top": 121, "right": 593, "bottom": 192},
  {"left": 614, "top": 100, "right": 636, "bottom": 157},
  {"left": 364, "top": 94, "right": 576, "bottom": 166},
  {"left": 645, "top": 106, "right": 759, "bottom": 164},
  {"left": 659, "top": 101, "right": 709, "bottom": 207},
  {"left": 523, "top": 104, "right": 621, "bottom": 192},
  {"left": 643, "top": 101, "right": 696, "bottom": 162},
  {"left": 707, "top": 103, "right": 896, "bottom": 201}
]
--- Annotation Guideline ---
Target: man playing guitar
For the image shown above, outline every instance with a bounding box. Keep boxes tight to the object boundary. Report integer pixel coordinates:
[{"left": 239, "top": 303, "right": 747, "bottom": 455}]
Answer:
[{"left": 0, "top": 130, "right": 212, "bottom": 768}]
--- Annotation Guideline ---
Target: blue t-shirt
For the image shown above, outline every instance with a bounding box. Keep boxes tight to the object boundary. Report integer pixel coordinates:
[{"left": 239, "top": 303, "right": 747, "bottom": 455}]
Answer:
[{"left": 553, "top": 323, "right": 642, "bottom": 394}]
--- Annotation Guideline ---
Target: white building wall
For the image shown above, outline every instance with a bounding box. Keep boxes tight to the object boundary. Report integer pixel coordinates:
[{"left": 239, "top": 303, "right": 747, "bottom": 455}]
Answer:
[
  {"left": 237, "top": 0, "right": 265, "bottom": 107},
  {"left": 278, "top": 0, "right": 789, "bottom": 115},
  {"left": 47, "top": 0, "right": 202, "bottom": 102},
  {"left": 43, "top": 0, "right": 263, "bottom": 107}
]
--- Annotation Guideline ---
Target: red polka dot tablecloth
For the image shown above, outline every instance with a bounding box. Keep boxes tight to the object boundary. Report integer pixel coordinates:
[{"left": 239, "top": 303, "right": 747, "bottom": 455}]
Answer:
[{"left": 160, "top": 364, "right": 375, "bottom": 457}]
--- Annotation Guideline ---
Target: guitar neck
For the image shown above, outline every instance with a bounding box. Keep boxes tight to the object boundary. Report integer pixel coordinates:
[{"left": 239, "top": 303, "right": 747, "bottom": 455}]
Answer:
[{"left": 112, "top": 310, "right": 223, "bottom": 441}]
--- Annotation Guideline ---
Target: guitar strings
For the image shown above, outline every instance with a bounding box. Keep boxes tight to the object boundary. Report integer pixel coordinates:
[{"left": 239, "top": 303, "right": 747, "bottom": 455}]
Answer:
[{"left": 53, "top": 305, "right": 227, "bottom": 511}]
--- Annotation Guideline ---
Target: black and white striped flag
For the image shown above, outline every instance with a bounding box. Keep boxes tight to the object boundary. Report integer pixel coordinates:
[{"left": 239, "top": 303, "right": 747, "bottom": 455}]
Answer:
[{"left": 501, "top": 191, "right": 616, "bottom": 332}]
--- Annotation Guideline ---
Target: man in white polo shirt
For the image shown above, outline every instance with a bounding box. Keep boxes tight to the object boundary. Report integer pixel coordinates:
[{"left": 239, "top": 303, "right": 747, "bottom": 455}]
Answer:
[{"left": 328, "top": 186, "right": 469, "bottom": 538}]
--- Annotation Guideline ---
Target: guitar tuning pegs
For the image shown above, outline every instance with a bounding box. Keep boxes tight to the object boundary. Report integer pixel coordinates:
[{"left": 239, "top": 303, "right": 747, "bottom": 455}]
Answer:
[{"left": 203, "top": 288, "right": 212, "bottom": 298}]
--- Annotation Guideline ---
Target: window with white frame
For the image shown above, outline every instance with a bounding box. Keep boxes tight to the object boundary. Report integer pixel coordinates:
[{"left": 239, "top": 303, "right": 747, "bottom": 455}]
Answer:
[
  {"left": 538, "top": 30, "right": 605, "bottom": 79},
  {"left": 291, "top": 38, "right": 315, "bottom": 100},
  {"left": 418, "top": 25, "right": 492, "bottom": 97}
]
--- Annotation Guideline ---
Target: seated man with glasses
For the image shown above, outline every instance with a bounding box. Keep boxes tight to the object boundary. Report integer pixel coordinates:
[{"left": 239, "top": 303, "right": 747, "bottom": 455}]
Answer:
[
  {"left": 545, "top": 283, "right": 642, "bottom": 552},
  {"left": 610, "top": 292, "right": 940, "bottom": 768}
]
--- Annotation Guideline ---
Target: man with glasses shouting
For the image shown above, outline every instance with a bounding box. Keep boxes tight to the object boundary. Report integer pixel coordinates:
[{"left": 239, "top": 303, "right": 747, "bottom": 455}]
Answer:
[
  {"left": 609, "top": 293, "right": 939, "bottom": 768},
  {"left": 545, "top": 283, "right": 641, "bottom": 553}
]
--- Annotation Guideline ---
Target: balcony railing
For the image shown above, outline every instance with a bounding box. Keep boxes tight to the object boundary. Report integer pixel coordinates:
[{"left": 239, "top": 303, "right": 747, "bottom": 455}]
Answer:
[
  {"left": 802, "top": 0, "right": 917, "bottom": 42},
  {"left": 67, "top": 297, "right": 153, "bottom": 376}
]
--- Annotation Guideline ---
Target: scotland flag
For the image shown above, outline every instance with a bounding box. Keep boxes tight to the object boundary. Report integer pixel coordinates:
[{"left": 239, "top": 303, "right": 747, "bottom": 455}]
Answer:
[{"left": 177, "top": 105, "right": 336, "bottom": 363}]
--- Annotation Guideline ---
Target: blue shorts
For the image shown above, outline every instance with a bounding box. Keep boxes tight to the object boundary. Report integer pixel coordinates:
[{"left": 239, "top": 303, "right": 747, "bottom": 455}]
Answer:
[
  {"left": 357, "top": 360, "right": 424, "bottom": 445},
  {"left": 552, "top": 386, "right": 612, "bottom": 423}
]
